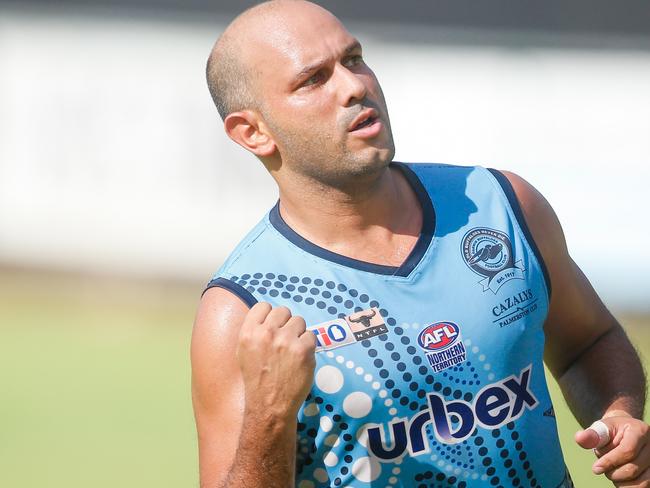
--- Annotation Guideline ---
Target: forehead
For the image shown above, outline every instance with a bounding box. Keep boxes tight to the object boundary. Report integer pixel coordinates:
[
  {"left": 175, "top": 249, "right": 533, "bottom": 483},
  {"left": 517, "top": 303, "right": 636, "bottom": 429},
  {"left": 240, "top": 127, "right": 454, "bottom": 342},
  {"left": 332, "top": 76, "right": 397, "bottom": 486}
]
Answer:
[{"left": 247, "top": 9, "right": 357, "bottom": 82}]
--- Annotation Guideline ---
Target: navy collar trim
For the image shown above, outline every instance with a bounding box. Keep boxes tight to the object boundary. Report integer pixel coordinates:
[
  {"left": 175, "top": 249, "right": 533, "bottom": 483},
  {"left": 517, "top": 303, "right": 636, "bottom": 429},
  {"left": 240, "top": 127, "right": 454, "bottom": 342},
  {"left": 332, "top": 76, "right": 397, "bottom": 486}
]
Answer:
[{"left": 268, "top": 162, "right": 436, "bottom": 277}]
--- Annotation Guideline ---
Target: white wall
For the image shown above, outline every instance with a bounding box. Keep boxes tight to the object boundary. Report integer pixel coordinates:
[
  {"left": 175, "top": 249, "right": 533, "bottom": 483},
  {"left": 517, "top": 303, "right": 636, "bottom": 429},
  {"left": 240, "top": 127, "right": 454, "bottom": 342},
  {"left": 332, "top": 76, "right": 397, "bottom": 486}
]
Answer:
[{"left": 0, "top": 10, "right": 648, "bottom": 309}]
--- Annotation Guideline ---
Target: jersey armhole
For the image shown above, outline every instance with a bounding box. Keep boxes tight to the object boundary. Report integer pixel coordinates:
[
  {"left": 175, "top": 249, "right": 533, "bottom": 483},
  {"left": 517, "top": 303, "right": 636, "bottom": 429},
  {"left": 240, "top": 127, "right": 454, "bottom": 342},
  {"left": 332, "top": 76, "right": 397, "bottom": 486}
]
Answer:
[
  {"left": 202, "top": 277, "right": 258, "bottom": 308},
  {"left": 486, "top": 168, "right": 553, "bottom": 301}
]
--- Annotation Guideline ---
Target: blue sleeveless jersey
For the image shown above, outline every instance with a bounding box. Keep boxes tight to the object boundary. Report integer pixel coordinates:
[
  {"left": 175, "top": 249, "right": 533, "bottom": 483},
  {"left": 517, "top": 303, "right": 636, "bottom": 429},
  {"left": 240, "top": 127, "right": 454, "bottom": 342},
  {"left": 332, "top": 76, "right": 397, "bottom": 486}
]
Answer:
[{"left": 206, "top": 162, "right": 573, "bottom": 488}]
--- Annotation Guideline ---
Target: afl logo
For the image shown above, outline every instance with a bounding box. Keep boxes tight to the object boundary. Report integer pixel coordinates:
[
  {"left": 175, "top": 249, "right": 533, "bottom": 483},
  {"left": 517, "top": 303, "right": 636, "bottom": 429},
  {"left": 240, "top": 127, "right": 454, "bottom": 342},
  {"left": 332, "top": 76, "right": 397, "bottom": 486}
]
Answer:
[{"left": 417, "top": 321, "right": 460, "bottom": 351}]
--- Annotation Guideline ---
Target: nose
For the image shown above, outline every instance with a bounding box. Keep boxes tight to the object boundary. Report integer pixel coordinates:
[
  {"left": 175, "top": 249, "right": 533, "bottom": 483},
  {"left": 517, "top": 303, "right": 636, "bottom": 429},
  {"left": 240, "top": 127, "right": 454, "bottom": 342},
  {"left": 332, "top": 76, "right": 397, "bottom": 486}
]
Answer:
[{"left": 336, "top": 63, "right": 367, "bottom": 107}]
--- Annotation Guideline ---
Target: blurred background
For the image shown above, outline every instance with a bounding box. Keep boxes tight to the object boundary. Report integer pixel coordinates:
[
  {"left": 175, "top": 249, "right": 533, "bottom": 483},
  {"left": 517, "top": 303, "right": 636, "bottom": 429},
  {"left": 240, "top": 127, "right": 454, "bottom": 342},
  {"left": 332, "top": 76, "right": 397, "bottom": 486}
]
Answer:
[{"left": 1, "top": 0, "right": 648, "bottom": 486}]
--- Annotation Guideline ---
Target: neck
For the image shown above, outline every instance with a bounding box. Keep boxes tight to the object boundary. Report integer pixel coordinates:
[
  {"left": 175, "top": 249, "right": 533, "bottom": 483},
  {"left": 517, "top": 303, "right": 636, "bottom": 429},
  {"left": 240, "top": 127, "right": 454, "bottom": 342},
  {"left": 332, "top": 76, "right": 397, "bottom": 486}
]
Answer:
[{"left": 275, "top": 163, "right": 422, "bottom": 267}]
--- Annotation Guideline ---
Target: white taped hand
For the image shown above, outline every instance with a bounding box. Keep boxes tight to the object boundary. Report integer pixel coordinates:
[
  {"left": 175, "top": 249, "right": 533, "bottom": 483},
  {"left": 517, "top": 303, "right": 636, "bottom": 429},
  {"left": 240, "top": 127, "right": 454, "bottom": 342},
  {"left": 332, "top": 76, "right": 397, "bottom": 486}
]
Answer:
[{"left": 589, "top": 420, "right": 611, "bottom": 449}]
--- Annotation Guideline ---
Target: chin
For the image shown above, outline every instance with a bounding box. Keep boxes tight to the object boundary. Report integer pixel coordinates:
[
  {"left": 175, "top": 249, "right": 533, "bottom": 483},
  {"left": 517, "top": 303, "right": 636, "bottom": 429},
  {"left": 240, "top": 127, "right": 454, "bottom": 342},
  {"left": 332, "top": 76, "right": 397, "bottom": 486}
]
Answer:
[
  {"left": 349, "top": 129, "right": 395, "bottom": 164},
  {"left": 345, "top": 152, "right": 393, "bottom": 181},
  {"left": 357, "top": 143, "right": 395, "bottom": 169}
]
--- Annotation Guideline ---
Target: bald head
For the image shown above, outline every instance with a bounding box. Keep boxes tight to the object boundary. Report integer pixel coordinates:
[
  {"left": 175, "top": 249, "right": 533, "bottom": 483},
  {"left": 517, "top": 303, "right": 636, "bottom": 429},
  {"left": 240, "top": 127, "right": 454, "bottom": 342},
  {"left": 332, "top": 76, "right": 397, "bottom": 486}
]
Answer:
[
  {"left": 206, "top": 0, "right": 393, "bottom": 181},
  {"left": 206, "top": 0, "right": 340, "bottom": 120}
]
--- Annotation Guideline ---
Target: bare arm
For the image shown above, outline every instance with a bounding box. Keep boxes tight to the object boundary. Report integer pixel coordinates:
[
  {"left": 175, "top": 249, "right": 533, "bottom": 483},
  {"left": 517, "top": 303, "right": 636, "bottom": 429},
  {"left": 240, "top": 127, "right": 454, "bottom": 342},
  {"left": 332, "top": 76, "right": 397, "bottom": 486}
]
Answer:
[
  {"left": 191, "top": 288, "right": 316, "bottom": 487},
  {"left": 502, "top": 170, "right": 649, "bottom": 485},
  {"left": 500, "top": 170, "right": 646, "bottom": 422}
]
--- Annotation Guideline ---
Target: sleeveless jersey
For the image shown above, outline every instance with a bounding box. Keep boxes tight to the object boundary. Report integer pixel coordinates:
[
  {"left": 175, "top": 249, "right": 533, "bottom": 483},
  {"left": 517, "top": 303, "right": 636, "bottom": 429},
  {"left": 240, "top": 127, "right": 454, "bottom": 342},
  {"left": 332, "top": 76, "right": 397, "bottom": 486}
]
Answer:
[{"left": 206, "top": 162, "right": 573, "bottom": 488}]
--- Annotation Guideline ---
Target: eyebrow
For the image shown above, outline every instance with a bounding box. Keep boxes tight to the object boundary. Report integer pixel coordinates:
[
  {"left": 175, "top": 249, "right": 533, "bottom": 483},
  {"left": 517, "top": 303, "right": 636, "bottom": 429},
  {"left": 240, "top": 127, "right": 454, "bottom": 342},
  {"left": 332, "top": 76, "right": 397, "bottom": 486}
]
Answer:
[{"left": 292, "top": 40, "right": 362, "bottom": 83}]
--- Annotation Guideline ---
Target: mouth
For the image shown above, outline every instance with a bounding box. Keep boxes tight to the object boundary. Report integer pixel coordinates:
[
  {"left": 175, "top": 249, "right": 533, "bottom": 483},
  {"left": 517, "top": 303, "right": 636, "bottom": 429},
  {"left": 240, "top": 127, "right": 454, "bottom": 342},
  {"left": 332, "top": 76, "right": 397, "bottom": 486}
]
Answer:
[{"left": 348, "top": 108, "right": 380, "bottom": 132}]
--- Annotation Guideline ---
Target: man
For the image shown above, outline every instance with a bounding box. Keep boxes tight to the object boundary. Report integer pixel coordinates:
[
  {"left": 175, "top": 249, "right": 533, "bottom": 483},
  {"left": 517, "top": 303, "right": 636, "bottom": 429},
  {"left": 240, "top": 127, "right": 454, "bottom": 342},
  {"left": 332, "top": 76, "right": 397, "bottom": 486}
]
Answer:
[{"left": 191, "top": 1, "right": 649, "bottom": 487}]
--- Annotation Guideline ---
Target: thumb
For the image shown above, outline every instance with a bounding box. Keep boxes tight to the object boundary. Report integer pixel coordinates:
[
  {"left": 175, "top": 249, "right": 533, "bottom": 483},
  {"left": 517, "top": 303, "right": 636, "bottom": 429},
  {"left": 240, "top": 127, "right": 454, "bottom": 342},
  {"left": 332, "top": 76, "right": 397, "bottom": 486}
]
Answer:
[
  {"left": 575, "top": 420, "right": 611, "bottom": 450},
  {"left": 575, "top": 428, "right": 602, "bottom": 449}
]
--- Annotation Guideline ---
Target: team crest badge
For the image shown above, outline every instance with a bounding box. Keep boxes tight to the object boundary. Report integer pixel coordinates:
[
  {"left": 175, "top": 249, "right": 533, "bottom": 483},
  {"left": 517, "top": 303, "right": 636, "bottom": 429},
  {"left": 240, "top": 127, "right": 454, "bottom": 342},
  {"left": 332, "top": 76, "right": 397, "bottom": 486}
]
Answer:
[{"left": 461, "top": 227, "right": 525, "bottom": 293}]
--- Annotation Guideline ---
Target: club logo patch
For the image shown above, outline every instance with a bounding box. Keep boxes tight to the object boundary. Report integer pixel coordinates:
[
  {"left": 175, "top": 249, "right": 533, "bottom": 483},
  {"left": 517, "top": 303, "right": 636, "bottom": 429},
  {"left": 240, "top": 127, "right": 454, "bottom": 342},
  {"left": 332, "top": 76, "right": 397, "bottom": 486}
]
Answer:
[
  {"left": 461, "top": 227, "right": 525, "bottom": 293},
  {"left": 417, "top": 321, "right": 467, "bottom": 372},
  {"left": 309, "top": 307, "right": 387, "bottom": 352},
  {"left": 346, "top": 308, "right": 388, "bottom": 341}
]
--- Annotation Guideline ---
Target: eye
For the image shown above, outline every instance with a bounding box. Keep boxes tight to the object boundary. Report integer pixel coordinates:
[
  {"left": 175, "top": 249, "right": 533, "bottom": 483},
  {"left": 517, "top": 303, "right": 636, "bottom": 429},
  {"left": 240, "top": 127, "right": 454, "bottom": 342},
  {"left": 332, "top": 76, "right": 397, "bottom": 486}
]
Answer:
[
  {"left": 343, "top": 54, "right": 364, "bottom": 68},
  {"left": 303, "top": 71, "right": 324, "bottom": 87}
]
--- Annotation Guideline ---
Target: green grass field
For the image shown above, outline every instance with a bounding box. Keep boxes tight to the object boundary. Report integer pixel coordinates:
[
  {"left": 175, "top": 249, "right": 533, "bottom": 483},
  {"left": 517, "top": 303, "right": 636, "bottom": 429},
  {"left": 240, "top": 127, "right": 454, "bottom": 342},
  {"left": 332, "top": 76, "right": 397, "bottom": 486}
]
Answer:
[{"left": 1, "top": 270, "right": 648, "bottom": 487}]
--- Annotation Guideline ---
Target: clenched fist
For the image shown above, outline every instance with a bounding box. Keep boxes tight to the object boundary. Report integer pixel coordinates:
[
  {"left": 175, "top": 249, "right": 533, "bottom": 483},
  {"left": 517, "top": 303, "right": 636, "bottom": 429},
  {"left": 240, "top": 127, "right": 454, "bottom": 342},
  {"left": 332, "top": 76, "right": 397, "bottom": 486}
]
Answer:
[{"left": 237, "top": 302, "right": 317, "bottom": 419}]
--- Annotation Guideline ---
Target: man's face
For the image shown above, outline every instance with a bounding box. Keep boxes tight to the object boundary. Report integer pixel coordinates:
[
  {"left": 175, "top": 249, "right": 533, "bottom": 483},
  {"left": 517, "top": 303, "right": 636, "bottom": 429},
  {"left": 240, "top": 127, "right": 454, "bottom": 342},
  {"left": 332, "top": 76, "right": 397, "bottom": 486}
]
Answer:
[{"left": 249, "top": 6, "right": 395, "bottom": 187}]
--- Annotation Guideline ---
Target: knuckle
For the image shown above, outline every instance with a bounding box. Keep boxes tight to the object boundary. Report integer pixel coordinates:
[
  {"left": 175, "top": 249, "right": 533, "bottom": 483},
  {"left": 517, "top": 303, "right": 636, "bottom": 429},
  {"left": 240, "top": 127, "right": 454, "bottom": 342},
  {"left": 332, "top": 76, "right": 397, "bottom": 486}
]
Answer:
[
  {"left": 289, "top": 315, "right": 307, "bottom": 330},
  {"left": 613, "top": 463, "right": 640, "bottom": 481},
  {"left": 297, "top": 333, "right": 312, "bottom": 348},
  {"left": 600, "top": 460, "right": 614, "bottom": 473},
  {"left": 273, "top": 334, "right": 291, "bottom": 349},
  {"left": 252, "top": 301, "right": 272, "bottom": 314},
  {"left": 264, "top": 327, "right": 275, "bottom": 339},
  {"left": 239, "top": 330, "right": 264, "bottom": 349},
  {"left": 239, "top": 319, "right": 254, "bottom": 335},
  {"left": 621, "top": 447, "right": 636, "bottom": 462},
  {"left": 292, "top": 315, "right": 306, "bottom": 325},
  {"left": 289, "top": 340, "right": 308, "bottom": 355},
  {"left": 238, "top": 327, "right": 254, "bottom": 343},
  {"left": 625, "top": 463, "right": 640, "bottom": 479},
  {"left": 300, "top": 330, "right": 317, "bottom": 345},
  {"left": 267, "top": 306, "right": 292, "bottom": 325},
  {"left": 640, "top": 422, "right": 650, "bottom": 437},
  {"left": 289, "top": 341, "right": 305, "bottom": 356},
  {"left": 276, "top": 305, "right": 292, "bottom": 317},
  {"left": 248, "top": 302, "right": 271, "bottom": 324}
]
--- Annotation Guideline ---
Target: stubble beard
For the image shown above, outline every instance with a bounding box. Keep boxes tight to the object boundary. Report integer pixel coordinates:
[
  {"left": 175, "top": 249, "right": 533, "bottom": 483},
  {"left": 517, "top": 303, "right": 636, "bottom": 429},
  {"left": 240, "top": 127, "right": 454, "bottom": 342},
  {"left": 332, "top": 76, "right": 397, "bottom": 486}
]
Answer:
[{"left": 266, "top": 112, "right": 396, "bottom": 193}]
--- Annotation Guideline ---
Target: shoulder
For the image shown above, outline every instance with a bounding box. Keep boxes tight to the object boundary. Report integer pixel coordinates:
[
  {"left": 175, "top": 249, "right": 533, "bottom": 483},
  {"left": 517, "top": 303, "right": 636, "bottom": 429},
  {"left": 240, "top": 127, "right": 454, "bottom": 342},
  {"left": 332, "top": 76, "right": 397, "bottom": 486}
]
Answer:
[
  {"left": 495, "top": 169, "right": 569, "bottom": 264},
  {"left": 191, "top": 287, "right": 251, "bottom": 412},
  {"left": 493, "top": 170, "right": 616, "bottom": 376}
]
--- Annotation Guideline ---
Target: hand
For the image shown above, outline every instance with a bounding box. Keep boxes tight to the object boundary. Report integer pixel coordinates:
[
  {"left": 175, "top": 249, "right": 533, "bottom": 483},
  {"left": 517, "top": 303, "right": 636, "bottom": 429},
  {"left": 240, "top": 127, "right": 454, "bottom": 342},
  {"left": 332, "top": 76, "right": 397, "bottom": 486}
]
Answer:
[
  {"left": 237, "top": 302, "right": 317, "bottom": 419},
  {"left": 575, "top": 415, "right": 650, "bottom": 487}
]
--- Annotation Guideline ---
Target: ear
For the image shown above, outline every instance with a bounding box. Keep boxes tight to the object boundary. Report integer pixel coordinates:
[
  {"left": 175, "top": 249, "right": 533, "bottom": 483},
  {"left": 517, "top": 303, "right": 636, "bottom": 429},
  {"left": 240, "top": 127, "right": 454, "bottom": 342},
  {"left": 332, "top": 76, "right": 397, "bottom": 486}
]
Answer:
[{"left": 223, "top": 110, "right": 276, "bottom": 157}]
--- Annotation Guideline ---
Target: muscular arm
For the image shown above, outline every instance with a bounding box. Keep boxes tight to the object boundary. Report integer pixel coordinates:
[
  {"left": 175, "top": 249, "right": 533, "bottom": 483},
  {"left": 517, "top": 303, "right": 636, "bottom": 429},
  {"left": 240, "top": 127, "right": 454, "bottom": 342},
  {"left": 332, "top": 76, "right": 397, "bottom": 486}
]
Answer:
[
  {"left": 500, "top": 170, "right": 646, "bottom": 425},
  {"left": 191, "top": 289, "right": 315, "bottom": 487}
]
